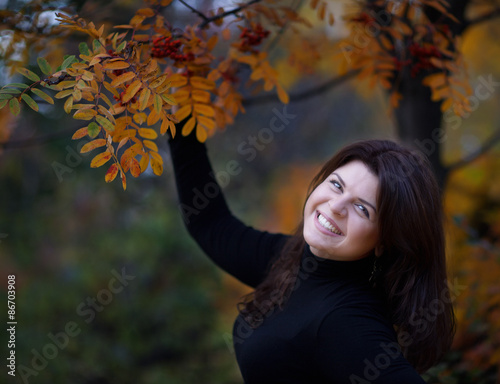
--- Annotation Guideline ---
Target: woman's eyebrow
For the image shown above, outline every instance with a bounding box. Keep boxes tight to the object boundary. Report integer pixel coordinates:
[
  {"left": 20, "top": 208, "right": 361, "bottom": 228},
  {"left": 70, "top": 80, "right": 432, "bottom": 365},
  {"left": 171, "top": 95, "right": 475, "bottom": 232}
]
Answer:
[{"left": 332, "top": 172, "right": 377, "bottom": 213}]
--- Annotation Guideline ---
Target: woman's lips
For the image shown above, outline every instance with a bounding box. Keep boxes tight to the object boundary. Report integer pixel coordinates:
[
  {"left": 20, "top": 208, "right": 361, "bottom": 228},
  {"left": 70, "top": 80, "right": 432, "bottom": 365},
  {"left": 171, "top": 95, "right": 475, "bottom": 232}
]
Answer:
[{"left": 315, "top": 211, "right": 344, "bottom": 237}]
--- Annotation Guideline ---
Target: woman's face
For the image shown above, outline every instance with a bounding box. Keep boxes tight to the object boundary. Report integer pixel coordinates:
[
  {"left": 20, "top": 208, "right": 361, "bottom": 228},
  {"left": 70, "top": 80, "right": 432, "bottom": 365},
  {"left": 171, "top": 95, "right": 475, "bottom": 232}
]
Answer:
[{"left": 303, "top": 160, "right": 380, "bottom": 261}]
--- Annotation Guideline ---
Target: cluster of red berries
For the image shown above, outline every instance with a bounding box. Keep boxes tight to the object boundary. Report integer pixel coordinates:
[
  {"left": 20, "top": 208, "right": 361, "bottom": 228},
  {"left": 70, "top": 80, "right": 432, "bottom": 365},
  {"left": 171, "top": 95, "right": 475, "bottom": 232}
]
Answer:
[
  {"left": 151, "top": 36, "right": 194, "bottom": 62},
  {"left": 408, "top": 42, "right": 442, "bottom": 77},
  {"left": 238, "top": 24, "right": 270, "bottom": 51}
]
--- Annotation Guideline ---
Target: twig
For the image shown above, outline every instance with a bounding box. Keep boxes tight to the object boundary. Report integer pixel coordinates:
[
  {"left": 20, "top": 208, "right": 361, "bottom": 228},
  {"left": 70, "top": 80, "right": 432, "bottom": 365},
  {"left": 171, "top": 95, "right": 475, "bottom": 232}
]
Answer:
[
  {"left": 178, "top": 0, "right": 210, "bottom": 23},
  {"left": 243, "top": 69, "right": 360, "bottom": 106},
  {"left": 199, "top": 0, "right": 262, "bottom": 29}
]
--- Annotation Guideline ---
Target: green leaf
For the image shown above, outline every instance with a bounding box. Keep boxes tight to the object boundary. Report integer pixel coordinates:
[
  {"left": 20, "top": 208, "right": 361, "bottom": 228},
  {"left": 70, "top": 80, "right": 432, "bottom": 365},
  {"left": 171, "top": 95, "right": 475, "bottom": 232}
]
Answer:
[
  {"left": 2, "top": 83, "right": 29, "bottom": 89},
  {"left": 96, "top": 115, "right": 114, "bottom": 131},
  {"left": 79, "top": 42, "right": 90, "bottom": 56},
  {"left": 0, "top": 89, "right": 22, "bottom": 95},
  {"left": 9, "top": 98, "right": 20, "bottom": 116},
  {"left": 31, "top": 88, "right": 54, "bottom": 105},
  {"left": 37, "top": 57, "right": 52, "bottom": 75},
  {"left": 92, "top": 39, "right": 103, "bottom": 52},
  {"left": 116, "top": 41, "right": 127, "bottom": 53},
  {"left": 0, "top": 99, "right": 8, "bottom": 109},
  {"left": 16, "top": 68, "right": 40, "bottom": 82},
  {"left": 61, "top": 55, "right": 77, "bottom": 70},
  {"left": 0, "top": 94, "right": 13, "bottom": 100},
  {"left": 21, "top": 94, "right": 39, "bottom": 112},
  {"left": 88, "top": 122, "right": 100, "bottom": 138}
]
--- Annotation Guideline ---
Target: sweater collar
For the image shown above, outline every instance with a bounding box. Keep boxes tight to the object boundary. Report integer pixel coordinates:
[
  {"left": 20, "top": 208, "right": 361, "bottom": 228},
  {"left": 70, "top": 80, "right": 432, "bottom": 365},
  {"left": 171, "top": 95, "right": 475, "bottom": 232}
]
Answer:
[{"left": 301, "top": 243, "right": 374, "bottom": 281}]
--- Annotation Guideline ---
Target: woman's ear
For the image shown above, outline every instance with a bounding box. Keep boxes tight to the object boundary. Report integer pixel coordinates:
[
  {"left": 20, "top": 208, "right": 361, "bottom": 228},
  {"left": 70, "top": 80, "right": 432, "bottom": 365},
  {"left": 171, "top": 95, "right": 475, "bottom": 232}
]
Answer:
[{"left": 375, "top": 245, "right": 384, "bottom": 257}]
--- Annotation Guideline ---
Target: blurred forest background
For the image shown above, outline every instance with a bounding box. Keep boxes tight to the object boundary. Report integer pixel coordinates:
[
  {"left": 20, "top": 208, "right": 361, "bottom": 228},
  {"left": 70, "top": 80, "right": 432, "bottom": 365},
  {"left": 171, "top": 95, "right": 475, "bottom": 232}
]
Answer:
[{"left": 1, "top": 0, "right": 500, "bottom": 383}]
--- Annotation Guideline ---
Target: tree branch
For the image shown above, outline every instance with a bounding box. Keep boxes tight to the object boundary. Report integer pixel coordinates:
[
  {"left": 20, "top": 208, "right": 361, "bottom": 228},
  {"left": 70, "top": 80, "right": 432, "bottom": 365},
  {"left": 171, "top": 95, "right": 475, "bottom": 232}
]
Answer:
[
  {"left": 198, "top": 0, "right": 262, "bottom": 29},
  {"left": 243, "top": 69, "right": 359, "bottom": 107},
  {"left": 178, "top": 0, "right": 210, "bottom": 23},
  {"left": 463, "top": 8, "right": 500, "bottom": 29},
  {"left": 0, "top": 70, "right": 358, "bottom": 150},
  {"left": 446, "top": 126, "right": 500, "bottom": 173}
]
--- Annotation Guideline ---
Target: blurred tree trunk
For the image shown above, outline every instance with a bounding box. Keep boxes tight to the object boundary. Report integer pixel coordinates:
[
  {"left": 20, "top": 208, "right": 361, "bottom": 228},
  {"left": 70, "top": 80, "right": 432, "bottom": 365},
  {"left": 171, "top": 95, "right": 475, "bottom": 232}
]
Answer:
[{"left": 393, "top": 0, "right": 470, "bottom": 188}]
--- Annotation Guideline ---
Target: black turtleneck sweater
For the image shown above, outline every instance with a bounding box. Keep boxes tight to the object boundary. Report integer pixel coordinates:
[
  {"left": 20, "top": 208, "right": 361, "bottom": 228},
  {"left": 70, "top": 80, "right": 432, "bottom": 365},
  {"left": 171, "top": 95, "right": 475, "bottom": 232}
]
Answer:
[{"left": 169, "top": 134, "right": 426, "bottom": 383}]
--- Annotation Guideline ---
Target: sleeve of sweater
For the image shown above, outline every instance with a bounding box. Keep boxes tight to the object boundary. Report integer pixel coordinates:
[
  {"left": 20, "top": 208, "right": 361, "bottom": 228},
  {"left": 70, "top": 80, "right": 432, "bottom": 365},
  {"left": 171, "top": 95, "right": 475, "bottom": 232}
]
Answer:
[
  {"left": 315, "top": 306, "right": 426, "bottom": 384},
  {"left": 168, "top": 132, "right": 289, "bottom": 288}
]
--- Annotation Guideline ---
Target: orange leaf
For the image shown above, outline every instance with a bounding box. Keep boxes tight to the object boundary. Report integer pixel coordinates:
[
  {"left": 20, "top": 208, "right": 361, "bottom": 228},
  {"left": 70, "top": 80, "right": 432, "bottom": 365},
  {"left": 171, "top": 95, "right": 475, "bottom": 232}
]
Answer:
[
  {"left": 182, "top": 116, "right": 196, "bottom": 136},
  {"left": 422, "top": 73, "right": 447, "bottom": 88},
  {"left": 193, "top": 103, "right": 215, "bottom": 117},
  {"left": 121, "top": 172, "right": 127, "bottom": 190},
  {"left": 175, "top": 104, "right": 192, "bottom": 122},
  {"left": 111, "top": 72, "right": 136, "bottom": 87},
  {"left": 72, "top": 127, "right": 88, "bottom": 140},
  {"left": 192, "top": 89, "right": 211, "bottom": 103},
  {"left": 81, "top": 139, "right": 106, "bottom": 153},
  {"left": 139, "top": 152, "right": 150, "bottom": 172},
  {"left": 128, "top": 158, "right": 141, "bottom": 177},
  {"left": 105, "top": 163, "right": 119, "bottom": 182},
  {"left": 103, "top": 60, "right": 130, "bottom": 70},
  {"left": 190, "top": 76, "right": 215, "bottom": 90},
  {"left": 90, "top": 150, "right": 112, "bottom": 168},
  {"left": 143, "top": 139, "right": 158, "bottom": 152},
  {"left": 196, "top": 125, "right": 207, "bottom": 142},
  {"left": 138, "top": 128, "right": 158, "bottom": 139},
  {"left": 150, "top": 152, "right": 163, "bottom": 176},
  {"left": 122, "top": 80, "right": 142, "bottom": 103},
  {"left": 197, "top": 115, "right": 216, "bottom": 131},
  {"left": 276, "top": 84, "right": 289, "bottom": 104}
]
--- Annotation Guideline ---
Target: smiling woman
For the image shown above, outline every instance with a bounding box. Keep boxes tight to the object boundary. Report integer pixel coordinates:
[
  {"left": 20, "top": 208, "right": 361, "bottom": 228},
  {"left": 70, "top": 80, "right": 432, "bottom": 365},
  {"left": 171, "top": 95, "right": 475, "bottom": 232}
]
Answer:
[{"left": 169, "top": 133, "right": 455, "bottom": 383}]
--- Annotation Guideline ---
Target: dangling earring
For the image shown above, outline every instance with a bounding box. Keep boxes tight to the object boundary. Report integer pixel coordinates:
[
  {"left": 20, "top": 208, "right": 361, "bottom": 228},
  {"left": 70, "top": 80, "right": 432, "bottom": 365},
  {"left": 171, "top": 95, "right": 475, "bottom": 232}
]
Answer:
[{"left": 369, "top": 257, "right": 381, "bottom": 285}]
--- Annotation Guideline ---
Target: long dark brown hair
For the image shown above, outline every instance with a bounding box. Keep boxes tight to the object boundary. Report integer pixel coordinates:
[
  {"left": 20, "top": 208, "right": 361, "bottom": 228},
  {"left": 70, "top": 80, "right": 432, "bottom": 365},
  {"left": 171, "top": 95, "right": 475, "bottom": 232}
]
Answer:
[{"left": 239, "top": 139, "right": 456, "bottom": 373}]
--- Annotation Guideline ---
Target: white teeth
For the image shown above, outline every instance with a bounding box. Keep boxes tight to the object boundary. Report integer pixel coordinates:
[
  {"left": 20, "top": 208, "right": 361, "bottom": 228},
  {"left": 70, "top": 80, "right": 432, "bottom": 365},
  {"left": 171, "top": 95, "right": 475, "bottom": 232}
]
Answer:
[{"left": 317, "top": 214, "right": 342, "bottom": 235}]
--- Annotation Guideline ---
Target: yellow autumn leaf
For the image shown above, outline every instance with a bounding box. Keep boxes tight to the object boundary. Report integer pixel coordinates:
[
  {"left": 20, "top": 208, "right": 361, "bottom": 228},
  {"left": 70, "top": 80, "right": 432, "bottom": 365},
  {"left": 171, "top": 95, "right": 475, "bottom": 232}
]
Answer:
[
  {"left": 122, "top": 80, "right": 142, "bottom": 103},
  {"left": 81, "top": 139, "right": 106, "bottom": 153},
  {"left": 422, "top": 73, "right": 447, "bottom": 88},
  {"left": 193, "top": 103, "right": 215, "bottom": 117},
  {"left": 197, "top": 115, "right": 216, "bottom": 130},
  {"left": 138, "top": 87, "right": 151, "bottom": 111},
  {"left": 182, "top": 116, "right": 196, "bottom": 136},
  {"left": 149, "top": 74, "right": 169, "bottom": 89},
  {"left": 276, "top": 84, "right": 289, "bottom": 104},
  {"left": 139, "top": 152, "right": 150, "bottom": 172},
  {"left": 196, "top": 125, "right": 207, "bottom": 142},
  {"left": 103, "top": 60, "right": 130, "bottom": 70},
  {"left": 74, "top": 109, "right": 98, "bottom": 120},
  {"left": 138, "top": 128, "right": 158, "bottom": 139},
  {"left": 192, "top": 90, "right": 211, "bottom": 103},
  {"left": 175, "top": 104, "right": 192, "bottom": 122},
  {"left": 150, "top": 151, "right": 163, "bottom": 176},
  {"left": 190, "top": 76, "right": 215, "bottom": 90},
  {"left": 111, "top": 72, "right": 136, "bottom": 87},
  {"left": 143, "top": 139, "right": 158, "bottom": 152},
  {"left": 91, "top": 150, "right": 113, "bottom": 168}
]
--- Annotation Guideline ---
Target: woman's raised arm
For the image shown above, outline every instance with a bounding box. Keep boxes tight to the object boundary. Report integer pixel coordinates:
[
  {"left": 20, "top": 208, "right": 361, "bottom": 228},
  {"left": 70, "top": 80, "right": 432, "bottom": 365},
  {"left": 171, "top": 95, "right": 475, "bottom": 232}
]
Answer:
[{"left": 168, "top": 132, "right": 289, "bottom": 288}]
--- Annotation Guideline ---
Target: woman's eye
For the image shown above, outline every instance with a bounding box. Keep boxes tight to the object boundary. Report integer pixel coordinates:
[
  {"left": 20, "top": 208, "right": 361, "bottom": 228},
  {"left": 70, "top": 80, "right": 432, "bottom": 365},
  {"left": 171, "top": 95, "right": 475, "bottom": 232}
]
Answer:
[
  {"left": 330, "top": 180, "right": 342, "bottom": 190},
  {"left": 356, "top": 204, "right": 370, "bottom": 218}
]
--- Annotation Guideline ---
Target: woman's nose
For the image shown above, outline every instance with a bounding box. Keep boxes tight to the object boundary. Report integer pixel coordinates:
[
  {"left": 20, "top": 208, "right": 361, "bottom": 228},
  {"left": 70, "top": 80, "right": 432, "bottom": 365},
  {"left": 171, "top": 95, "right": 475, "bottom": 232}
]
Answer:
[{"left": 328, "top": 197, "right": 347, "bottom": 217}]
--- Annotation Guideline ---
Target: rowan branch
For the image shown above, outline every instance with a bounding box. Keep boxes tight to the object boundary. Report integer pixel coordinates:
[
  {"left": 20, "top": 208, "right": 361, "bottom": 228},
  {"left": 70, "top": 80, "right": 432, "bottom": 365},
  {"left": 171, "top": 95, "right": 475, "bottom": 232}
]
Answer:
[
  {"left": 198, "top": 0, "right": 262, "bottom": 29},
  {"left": 0, "top": 70, "right": 358, "bottom": 149},
  {"left": 243, "top": 69, "right": 360, "bottom": 106},
  {"left": 446, "top": 126, "right": 500, "bottom": 173}
]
